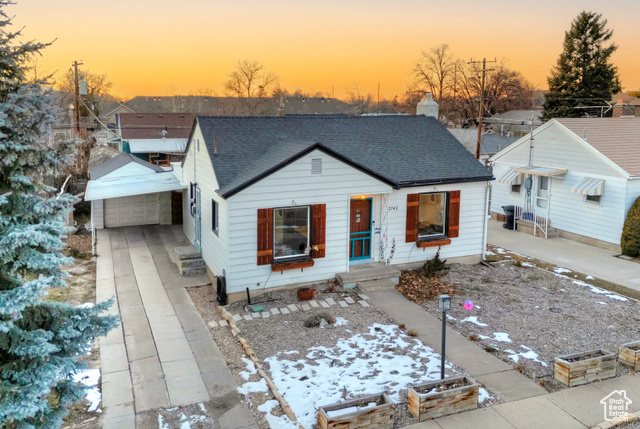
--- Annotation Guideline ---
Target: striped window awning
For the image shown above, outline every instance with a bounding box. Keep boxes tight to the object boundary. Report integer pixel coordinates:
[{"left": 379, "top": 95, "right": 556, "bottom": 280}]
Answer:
[
  {"left": 498, "top": 168, "right": 524, "bottom": 185},
  {"left": 572, "top": 178, "right": 605, "bottom": 196}
]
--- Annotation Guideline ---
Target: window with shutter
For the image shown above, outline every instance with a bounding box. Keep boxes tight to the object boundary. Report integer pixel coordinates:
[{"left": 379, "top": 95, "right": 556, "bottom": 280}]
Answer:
[
  {"left": 311, "top": 204, "right": 326, "bottom": 258},
  {"left": 405, "top": 194, "right": 419, "bottom": 242},
  {"left": 407, "top": 191, "right": 461, "bottom": 247},
  {"left": 257, "top": 208, "right": 273, "bottom": 265}
]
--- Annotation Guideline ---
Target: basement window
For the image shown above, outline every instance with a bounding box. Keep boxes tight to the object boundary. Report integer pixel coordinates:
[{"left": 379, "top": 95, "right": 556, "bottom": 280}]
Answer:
[
  {"left": 585, "top": 195, "right": 602, "bottom": 205},
  {"left": 511, "top": 184, "right": 522, "bottom": 194}
]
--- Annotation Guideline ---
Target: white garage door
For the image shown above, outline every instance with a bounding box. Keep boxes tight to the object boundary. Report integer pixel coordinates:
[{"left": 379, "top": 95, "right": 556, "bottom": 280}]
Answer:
[{"left": 104, "top": 193, "right": 160, "bottom": 227}]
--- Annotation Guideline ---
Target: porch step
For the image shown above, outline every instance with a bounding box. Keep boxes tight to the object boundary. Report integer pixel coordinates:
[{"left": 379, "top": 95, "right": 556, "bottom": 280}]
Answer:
[
  {"left": 174, "top": 245, "right": 202, "bottom": 260},
  {"left": 336, "top": 264, "right": 401, "bottom": 289},
  {"left": 515, "top": 220, "right": 560, "bottom": 239},
  {"left": 357, "top": 278, "right": 397, "bottom": 292}
]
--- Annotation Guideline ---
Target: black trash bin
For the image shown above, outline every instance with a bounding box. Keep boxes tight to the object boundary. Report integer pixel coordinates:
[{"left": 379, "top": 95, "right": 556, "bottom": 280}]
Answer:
[{"left": 502, "top": 205, "right": 515, "bottom": 230}]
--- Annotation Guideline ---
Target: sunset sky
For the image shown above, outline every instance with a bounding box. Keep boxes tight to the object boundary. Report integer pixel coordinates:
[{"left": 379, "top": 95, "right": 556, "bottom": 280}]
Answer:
[{"left": 12, "top": 0, "right": 640, "bottom": 100}]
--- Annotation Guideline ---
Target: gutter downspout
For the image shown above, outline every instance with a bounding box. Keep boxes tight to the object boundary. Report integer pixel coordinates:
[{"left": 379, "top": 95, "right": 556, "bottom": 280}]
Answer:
[{"left": 482, "top": 181, "right": 490, "bottom": 261}]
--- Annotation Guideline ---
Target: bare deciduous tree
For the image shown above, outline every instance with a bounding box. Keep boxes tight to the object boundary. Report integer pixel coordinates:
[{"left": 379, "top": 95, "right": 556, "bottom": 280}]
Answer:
[
  {"left": 223, "top": 60, "right": 279, "bottom": 115},
  {"left": 413, "top": 44, "right": 456, "bottom": 119}
]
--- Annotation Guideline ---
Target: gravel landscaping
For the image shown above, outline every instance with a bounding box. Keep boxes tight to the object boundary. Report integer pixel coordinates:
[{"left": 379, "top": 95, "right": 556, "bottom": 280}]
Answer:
[
  {"left": 408, "top": 258, "right": 640, "bottom": 392},
  {"left": 188, "top": 282, "right": 499, "bottom": 429}
]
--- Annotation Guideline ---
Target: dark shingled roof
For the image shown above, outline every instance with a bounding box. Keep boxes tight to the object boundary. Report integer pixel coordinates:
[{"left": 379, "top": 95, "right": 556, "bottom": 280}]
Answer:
[
  {"left": 194, "top": 115, "right": 493, "bottom": 198},
  {"left": 89, "top": 152, "right": 164, "bottom": 179}
]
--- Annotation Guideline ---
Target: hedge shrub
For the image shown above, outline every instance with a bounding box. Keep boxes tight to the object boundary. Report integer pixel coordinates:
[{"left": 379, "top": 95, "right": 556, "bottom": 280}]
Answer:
[{"left": 621, "top": 196, "right": 640, "bottom": 257}]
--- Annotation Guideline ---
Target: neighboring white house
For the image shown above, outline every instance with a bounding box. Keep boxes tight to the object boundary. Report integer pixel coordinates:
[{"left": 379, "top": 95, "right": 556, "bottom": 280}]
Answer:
[
  {"left": 490, "top": 117, "right": 640, "bottom": 252},
  {"left": 85, "top": 153, "right": 185, "bottom": 229},
  {"left": 181, "top": 114, "right": 493, "bottom": 300}
]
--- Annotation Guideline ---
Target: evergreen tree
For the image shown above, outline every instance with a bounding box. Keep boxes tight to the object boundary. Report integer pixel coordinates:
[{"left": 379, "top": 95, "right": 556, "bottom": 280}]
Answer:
[
  {"left": 542, "top": 11, "right": 621, "bottom": 121},
  {"left": 0, "top": 2, "right": 117, "bottom": 427}
]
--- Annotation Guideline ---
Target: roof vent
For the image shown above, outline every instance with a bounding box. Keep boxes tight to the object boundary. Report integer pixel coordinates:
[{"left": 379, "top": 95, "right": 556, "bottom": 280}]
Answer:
[{"left": 311, "top": 158, "right": 322, "bottom": 175}]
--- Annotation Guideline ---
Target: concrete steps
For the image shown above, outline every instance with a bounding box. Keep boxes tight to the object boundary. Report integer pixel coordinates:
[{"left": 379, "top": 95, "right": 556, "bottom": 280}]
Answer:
[
  {"left": 175, "top": 245, "right": 206, "bottom": 276},
  {"left": 336, "top": 263, "right": 400, "bottom": 291},
  {"left": 515, "top": 219, "right": 560, "bottom": 239}
]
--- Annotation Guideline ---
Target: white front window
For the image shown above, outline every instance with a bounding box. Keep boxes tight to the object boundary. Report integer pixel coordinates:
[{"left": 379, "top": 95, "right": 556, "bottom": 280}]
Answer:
[{"left": 274, "top": 206, "right": 310, "bottom": 259}]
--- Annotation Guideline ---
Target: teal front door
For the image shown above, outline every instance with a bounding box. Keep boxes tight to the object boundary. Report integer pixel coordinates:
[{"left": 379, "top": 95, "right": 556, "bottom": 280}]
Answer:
[{"left": 349, "top": 198, "right": 372, "bottom": 260}]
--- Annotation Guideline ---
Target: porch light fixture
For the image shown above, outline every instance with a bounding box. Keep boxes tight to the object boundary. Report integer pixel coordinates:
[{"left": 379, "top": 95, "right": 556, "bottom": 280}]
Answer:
[{"left": 438, "top": 294, "right": 452, "bottom": 380}]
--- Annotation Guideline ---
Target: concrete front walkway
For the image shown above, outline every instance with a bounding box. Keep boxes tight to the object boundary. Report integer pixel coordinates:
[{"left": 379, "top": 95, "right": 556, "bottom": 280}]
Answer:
[
  {"left": 367, "top": 289, "right": 547, "bottom": 403},
  {"left": 96, "top": 226, "right": 257, "bottom": 429},
  {"left": 488, "top": 220, "right": 640, "bottom": 291}
]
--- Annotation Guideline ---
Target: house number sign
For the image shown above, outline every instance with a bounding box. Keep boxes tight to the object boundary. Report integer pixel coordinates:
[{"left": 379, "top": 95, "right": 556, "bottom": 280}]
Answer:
[
  {"left": 388, "top": 206, "right": 399, "bottom": 211},
  {"left": 355, "top": 209, "right": 361, "bottom": 223}
]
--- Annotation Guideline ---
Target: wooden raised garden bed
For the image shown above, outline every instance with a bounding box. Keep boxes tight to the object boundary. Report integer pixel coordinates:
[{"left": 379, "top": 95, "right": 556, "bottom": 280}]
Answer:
[
  {"left": 619, "top": 341, "right": 640, "bottom": 372},
  {"left": 408, "top": 376, "right": 479, "bottom": 421},
  {"left": 317, "top": 393, "right": 394, "bottom": 429},
  {"left": 554, "top": 349, "right": 616, "bottom": 387}
]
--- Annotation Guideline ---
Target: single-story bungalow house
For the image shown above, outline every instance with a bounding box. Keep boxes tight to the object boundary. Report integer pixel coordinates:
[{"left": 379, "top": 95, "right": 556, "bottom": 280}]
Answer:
[
  {"left": 490, "top": 117, "right": 640, "bottom": 252},
  {"left": 181, "top": 114, "right": 493, "bottom": 300},
  {"left": 448, "top": 129, "right": 518, "bottom": 162},
  {"left": 115, "top": 113, "right": 195, "bottom": 165},
  {"left": 85, "top": 152, "right": 185, "bottom": 228}
]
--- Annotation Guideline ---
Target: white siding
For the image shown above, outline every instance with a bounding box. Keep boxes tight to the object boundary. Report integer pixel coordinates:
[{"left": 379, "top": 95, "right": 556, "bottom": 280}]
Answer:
[
  {"left": 387, "top": 182, "right": 489, "bottom": 265},
  {"left": 225, "top": 149, "right": 489, "bottom": 294},
  {"left": 181, "top": 125, "right": 228, "bottom": 276},
  {"left": 226, "top": 150, "right": 393, "bottom": 294},
  {"left": 625, "top": 180, "right": 640, "bottom": 214},
  {"left": 497, "top": 125, "right": 624, "bottom": 177},
  {"left": 92, "top": 199, "right": 104, "bottom": 230}
]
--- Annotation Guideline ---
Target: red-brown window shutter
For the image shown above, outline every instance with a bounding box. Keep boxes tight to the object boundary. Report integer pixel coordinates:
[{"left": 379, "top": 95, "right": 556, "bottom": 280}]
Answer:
[
  {"left": 406, "top": 193, "right": 419, "bottom": 243},
  {"left": 257, "top": 208, "right": 273, "bottom": 265},
  {"left": 311, "top": 204, "right": 326, "bottom": 258},
  {"left": 448, "top": 190, "right": 461, "bottom": 238}
]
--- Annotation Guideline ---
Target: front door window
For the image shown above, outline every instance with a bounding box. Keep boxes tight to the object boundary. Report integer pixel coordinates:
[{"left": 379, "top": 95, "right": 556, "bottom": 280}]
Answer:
[{"left": 350, "top": 199, "right": 372, "bottom": 260}]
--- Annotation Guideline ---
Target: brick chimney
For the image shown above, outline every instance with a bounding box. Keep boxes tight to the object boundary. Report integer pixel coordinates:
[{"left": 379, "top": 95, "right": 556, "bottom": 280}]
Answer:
[{"left": 613, "top": 99, "right": 636, "bottom": 118}]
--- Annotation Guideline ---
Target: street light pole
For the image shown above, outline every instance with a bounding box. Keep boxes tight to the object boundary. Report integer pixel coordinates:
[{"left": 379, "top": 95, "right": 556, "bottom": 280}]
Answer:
[{"left": 438, "top": 294, "right": 452, "bottom": 380}]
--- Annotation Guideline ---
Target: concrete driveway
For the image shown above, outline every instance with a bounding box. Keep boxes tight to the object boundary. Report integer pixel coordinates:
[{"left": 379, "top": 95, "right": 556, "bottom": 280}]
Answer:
[
  {"left": 488, "top": 220, "right": 640, "bottom": 291},
  {"left": 96, "top": 225, "right": 257, "bottom": 429}
]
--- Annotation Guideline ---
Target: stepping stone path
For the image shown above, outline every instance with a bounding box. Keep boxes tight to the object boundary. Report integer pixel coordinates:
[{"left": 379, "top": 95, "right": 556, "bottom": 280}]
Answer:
[{"left": 219, "top": 294, "right": 368, "bottom": 325}]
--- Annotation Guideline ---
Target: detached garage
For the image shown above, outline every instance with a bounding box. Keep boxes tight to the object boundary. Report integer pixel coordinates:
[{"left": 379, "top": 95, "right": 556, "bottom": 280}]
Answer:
[{"left": 85, "top": 153, "right": 186, "bottom": 229}]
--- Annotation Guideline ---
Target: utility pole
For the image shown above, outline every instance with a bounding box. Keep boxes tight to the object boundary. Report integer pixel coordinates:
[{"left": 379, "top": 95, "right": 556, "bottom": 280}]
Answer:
[
  {"left": 468, "top": 57, "right": 496, "bottom": 159},
  {"left": 72, "top": 60, "right": 83, "bottom": 136}
]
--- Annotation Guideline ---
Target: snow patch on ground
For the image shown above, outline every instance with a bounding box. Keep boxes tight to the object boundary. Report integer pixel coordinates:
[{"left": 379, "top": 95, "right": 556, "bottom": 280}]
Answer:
[
  {"left": 258, "top": 400, "right": 298, "bottom": 429},
  {"left": 485, "top": 250, "right": 496, "bottom": 256},
  {"left": 334, "top": 317, "right": 348, "bottom": 327},
  {"left": 237, "top": 378, "right": 268, "bottom": 395},
  {"left": 446, "top": 315, "right": 457, "bottom": 321},
  {"left": 73, "top": 368, "right": 101, "bottom": 412},
  {"left": 461, "top": 316, "right": 488, "bottom": 327},
  {"left": 265, "top": 323, "right": 455, "bottom": 429},
  {"left": 504, "top": 345, "right": 548, "bottom": 367},
  {"left": 478, "top": 387, "right": 491, "bottom": 403},
  {"left": 572, "top": 280, "right": 628, "bottom": 302},
  {"left": 240, "top": 357, "right": 258, "bottom": 381},
  {"left": 495, "top": 248, "right": 507, "bottom": 254},
  {"left": 492, "top": 332, "right": 512, "bottom": 343},
  {"left": 586, "top": 275, "right": 594, "bottom": 280},
  {"left": 521, "top": 262, "right": 535, "bottom": 268},
  {"left": 553, "top": 267, "right": 572, "bottom": 274},
  {"left": 597, "top": 301, "right": 607, "bottom": 305}
]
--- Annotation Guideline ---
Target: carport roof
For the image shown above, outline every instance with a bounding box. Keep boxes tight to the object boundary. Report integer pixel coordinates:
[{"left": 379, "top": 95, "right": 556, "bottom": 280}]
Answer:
[{"left": 85, "top": 171, "right": 185, "bottom": 201}]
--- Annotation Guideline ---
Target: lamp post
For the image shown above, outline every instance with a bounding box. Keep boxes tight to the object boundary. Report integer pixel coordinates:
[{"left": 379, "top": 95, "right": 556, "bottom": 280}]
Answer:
[{"left": 438, "top": 294, "right": 452, "bottom": 380}]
